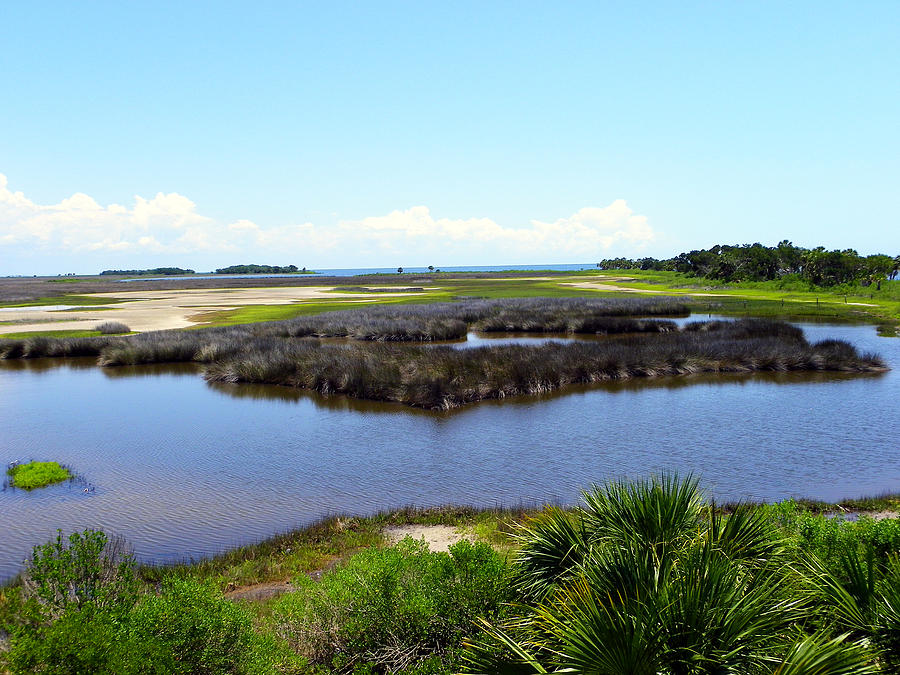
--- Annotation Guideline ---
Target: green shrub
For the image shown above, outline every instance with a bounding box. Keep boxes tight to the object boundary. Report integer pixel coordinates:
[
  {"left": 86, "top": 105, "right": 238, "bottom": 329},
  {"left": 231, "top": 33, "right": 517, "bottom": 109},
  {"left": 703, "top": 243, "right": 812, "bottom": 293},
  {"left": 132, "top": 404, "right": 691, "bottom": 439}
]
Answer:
[
  {"left": 764, "top": 501, "right": 900, "bottom": 571},
  {"left": 6, "top": 461, "right": 71, "bottom": 490},
  {"left": 273, "top": 537, "right": 513, "bottom": 673},
  {"left": 2, "top": 530, "right": 275, "bottom": 675},
  {"left": 127, "top": 577, "right": 260, "bottom": 674},
  {"left": 3, "top": 529, "right": 139, "bottom": 674},
  {"left": 21, "top": 529, "right": 138, "bottom": 619}
]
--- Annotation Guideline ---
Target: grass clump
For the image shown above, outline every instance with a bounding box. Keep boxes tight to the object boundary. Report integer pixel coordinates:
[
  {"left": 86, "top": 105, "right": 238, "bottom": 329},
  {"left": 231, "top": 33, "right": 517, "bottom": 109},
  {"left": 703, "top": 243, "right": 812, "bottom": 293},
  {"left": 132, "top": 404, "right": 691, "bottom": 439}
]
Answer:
[
  {"left": 6, "top": 461, "right": 71, "bottom": 490},
  {"left": 94, "top": 321, "right": 130, "bottom": 334}
]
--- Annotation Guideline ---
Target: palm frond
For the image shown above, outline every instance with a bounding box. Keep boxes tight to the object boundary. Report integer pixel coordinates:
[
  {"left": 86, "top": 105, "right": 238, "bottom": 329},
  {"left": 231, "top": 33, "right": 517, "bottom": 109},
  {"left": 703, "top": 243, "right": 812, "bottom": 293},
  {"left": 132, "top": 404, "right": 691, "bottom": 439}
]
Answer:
[{"left": 771, "top": 633, "right": 877, "bottom": 675}]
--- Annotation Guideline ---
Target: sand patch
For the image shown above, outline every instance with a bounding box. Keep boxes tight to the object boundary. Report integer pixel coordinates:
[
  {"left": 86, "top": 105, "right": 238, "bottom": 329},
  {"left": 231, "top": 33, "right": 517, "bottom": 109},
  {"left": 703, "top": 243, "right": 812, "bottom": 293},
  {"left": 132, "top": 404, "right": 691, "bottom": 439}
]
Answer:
[
  {"left": 0, "top": 286, "right": 428, "bottom": 334},
  {"left": 562, "top": 281, "right": 666, "bottom": 294},
  {"left": 383, "top": 524, "right": 473, "bottom": 553}
]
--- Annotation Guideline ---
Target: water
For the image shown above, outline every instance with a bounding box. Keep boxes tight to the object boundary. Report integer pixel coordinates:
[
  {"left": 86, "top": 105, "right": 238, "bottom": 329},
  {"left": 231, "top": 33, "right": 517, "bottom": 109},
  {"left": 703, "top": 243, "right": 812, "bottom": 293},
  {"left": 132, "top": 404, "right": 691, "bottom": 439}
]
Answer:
[
  {"left": 116, "top": 263, "right": 597, "bottom": 281},
  {"left": 1, "top": 320, "right": 898, "bottom": 581},
  {"left": 0, "top": 305, "right": 81, "bottom": 312}
]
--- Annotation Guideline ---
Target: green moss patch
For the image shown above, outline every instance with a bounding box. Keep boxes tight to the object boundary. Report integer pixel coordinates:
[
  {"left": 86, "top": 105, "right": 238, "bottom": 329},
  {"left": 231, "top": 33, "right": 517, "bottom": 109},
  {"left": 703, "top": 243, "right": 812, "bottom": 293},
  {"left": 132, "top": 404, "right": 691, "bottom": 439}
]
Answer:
[{"left": 7, "top": 461, "right": 71, "bottom": 490}]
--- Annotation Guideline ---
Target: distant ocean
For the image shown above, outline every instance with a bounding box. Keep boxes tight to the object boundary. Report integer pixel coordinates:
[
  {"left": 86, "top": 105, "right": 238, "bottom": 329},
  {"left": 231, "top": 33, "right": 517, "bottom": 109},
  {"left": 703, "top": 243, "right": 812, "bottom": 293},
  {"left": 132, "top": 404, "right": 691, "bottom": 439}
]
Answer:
[{"left": 118, "top": 263, "right": 596, "bottom": 282}]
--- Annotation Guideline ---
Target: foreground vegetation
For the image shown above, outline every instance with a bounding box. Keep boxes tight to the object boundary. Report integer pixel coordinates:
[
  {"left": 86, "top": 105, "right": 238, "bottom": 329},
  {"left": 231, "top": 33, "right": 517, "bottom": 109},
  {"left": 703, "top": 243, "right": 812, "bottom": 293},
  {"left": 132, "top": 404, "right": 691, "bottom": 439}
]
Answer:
[
  {"left": 463, "top": 476, "right": 900, "bottom": 673},
  {"left": 2, "top": 478, "right": 899, "bottom": 673},
  {"left": 5, "top": 462, "right": 71, "bottom": 490},
  {"left": 0, "top": 298, "right": 885, "bottom": 409}
]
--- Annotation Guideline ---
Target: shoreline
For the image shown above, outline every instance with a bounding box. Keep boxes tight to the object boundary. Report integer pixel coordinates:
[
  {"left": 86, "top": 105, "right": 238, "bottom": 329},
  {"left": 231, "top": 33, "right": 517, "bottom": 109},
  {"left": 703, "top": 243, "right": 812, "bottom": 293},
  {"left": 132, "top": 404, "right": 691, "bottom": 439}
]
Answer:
[{"left": 3, "top": 495, "right": 898, "bottom": 591}]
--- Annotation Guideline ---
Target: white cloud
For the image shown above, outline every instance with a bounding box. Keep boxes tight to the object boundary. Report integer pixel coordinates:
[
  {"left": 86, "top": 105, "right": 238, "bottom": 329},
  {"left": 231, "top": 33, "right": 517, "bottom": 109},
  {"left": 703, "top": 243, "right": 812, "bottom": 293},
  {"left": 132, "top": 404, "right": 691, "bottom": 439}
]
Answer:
[
  {"left": 0, "top": 173, "right": 659, "bottom": 267},
  {"left": 0, "top": 173, "right": 235, "bottom": 255}
]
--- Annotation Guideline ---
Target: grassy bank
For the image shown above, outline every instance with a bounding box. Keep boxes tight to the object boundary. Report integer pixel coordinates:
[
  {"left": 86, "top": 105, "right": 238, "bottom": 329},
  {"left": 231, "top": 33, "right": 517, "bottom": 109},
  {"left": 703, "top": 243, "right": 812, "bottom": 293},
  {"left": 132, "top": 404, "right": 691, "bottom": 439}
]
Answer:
[
  {"left": 2, "top": 480, "right": 899, "bottom": 674},
  {"left": 588, "top": 270, "right": 900, "bottom": 332}
]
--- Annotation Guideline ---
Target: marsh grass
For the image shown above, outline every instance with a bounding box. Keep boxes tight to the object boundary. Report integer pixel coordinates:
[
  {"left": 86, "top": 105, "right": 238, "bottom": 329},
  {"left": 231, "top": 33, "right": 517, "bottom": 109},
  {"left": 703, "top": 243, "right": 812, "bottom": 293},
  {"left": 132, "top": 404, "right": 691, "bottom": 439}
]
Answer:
[
  {"left": 6, "top": 461, "right": 71, "bottom": 490},
  {"left": 204, "top": 320, "right": 885, "bottom": 409},
  {"left": 0, "top": 298, "right": 886, "bottom": 409},
  {"left": 94, "top": 321, "right": 130, "bottom": 335}
]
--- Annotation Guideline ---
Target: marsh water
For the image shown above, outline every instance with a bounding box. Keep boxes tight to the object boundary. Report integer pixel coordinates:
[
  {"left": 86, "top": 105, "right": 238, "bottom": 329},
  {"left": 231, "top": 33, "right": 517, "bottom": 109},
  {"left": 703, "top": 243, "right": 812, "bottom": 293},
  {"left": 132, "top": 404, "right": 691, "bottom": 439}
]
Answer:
[{"left": 1, "top": 319, "right": 898, "bottom": 580}]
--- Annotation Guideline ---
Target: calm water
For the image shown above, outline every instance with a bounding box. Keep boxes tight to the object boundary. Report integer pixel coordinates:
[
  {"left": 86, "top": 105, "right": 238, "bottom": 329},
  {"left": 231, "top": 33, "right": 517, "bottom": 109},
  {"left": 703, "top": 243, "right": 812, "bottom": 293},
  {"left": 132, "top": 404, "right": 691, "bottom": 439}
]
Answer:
[
  {"left": 117, "top": 263, "right": 596, "bottom": 281},
  {"left": 1, "top": 320, "right": 898, "bottom": 581}
]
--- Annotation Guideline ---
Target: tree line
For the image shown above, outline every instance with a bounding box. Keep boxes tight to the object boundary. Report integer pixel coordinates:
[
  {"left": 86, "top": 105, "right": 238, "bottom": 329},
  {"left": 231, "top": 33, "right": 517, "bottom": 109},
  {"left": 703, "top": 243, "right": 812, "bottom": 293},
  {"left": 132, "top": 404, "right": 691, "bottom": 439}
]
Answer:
[
  {"left": 214, "top": 264, "right": 308, "bottom": 274},
  {"left": 99, "top": 267, "right": 194, "bottom": 276},
  {"left": 98, "top": 264, "right": 309, "bottom": 276},
  {"left": 599, "top": 241, "right": 900, "bottom": 288}
]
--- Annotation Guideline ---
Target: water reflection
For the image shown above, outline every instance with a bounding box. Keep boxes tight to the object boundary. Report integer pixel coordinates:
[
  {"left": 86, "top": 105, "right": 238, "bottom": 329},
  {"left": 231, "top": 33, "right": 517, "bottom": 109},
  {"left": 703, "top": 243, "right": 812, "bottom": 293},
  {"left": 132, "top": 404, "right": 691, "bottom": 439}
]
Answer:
[
  {"left": 0, "top": 357, "right": 97, "bottom": 373},
  {"left": 101, "top": 363, "right": 201, "bottom": 378},
  {"left": 205, "top": 365, "right": 887, "bottom": 414}
]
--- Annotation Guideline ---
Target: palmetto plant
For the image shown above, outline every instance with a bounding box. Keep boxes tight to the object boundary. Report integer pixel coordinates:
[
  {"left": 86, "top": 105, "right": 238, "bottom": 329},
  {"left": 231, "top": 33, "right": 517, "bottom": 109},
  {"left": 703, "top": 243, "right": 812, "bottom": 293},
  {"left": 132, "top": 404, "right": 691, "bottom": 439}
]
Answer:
[{"left": 462, "top": 475, "right": 879, "bottom": 674}]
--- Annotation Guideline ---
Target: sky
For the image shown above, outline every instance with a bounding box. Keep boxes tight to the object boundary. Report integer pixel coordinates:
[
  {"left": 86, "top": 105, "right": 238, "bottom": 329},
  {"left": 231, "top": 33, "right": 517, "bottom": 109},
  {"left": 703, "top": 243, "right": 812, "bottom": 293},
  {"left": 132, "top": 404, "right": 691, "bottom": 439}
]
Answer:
[{"left": 1, "top": 1, "right": 898, "bottom": 275}]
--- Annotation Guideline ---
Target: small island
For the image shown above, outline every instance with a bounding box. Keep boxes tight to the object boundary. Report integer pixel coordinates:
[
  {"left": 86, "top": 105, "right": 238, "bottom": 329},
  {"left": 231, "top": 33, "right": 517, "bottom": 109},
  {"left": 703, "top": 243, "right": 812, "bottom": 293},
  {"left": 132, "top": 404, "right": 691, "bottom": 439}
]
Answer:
[{"left": 6, "top": 461, "right": 71, "bottom": 490}]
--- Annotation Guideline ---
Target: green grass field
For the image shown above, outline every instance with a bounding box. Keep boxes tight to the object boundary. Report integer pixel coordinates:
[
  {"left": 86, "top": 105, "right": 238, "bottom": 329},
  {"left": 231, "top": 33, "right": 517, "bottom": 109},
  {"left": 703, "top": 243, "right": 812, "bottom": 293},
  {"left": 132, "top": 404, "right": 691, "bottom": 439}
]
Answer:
[
  {"left": 587, "top": 270, "right": 900, "bottom": 328},
  {"left": 0, "top": 329, "right": 104, "bottom": 339}
]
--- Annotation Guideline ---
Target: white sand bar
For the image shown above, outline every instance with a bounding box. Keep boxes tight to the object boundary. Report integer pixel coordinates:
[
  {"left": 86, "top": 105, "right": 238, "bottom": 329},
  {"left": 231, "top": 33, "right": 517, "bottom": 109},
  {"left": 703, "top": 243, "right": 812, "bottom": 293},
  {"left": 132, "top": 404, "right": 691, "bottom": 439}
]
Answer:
[{"left": 0, "top": 286, "right": 428, "bottom": 334}]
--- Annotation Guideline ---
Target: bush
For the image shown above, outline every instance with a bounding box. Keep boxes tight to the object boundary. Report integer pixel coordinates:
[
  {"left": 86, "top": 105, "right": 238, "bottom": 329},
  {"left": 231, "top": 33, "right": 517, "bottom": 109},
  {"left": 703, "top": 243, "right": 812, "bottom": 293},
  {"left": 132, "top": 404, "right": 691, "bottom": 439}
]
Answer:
[
  {"left": 20, "top": 529, "right": 138, "bottom": 620},
  {"left": 2, "top": 530, "right": 276, "bottom": 675},
  {"left": 3, "top": 529, "right": 140, "bottom": 673},
  {"left": 127, "top": 578, "right": 262, "bottom": 674},
  {"left": 94, "top": 321, "right": 131, "bottom": 335},
  {"left": 273, "top": 537, "right": 514, "bottom": 673}
]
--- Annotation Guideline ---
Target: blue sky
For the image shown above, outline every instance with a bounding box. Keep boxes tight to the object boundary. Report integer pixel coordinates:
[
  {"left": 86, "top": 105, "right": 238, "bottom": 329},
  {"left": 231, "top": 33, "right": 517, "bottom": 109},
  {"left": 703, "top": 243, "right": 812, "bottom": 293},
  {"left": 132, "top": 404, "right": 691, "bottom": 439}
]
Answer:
[{"left": 1, "top": 1, "right": 897, "bottom": 275}]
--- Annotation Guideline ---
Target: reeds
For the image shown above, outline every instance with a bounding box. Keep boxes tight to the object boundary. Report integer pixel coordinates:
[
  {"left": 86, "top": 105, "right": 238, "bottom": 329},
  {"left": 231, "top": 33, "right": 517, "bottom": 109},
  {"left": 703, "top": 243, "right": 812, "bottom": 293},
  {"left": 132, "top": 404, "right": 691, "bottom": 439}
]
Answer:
[
  {"left": 0, "top": 298, "right": 886, "bottom": 410},
  {"left": 204, "top": 322, "right": 886, "bottom": 409}
]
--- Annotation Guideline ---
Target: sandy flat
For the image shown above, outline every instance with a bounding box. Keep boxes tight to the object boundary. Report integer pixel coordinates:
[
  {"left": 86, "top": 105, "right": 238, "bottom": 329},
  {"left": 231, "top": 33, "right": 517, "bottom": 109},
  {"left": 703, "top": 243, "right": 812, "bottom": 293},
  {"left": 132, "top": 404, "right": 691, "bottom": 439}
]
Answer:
[
  {"left": 562, "top": 281, "right": 667, "bottom": 294},
  {"left": 0, "top": 286, "right": 427, "bottom": 334},
  {"left": 383, "top": 524, "right": 473, "bottom": 553}
]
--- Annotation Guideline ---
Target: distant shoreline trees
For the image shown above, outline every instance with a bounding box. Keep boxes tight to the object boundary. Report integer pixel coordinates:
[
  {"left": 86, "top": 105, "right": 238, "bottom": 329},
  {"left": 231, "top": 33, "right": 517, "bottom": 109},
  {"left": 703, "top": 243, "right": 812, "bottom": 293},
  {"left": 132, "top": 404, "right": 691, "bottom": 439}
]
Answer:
[
  {"left": 598, "top": 241, "right": 899, "bottom": 288},
  {"left": 100, "top": 267, "right": 195, "bottom": 276},
  {"left": 99, "top": 265, "right": 311, "bottom": 276},
  {"left": 214, "top": 264, "right": 308, "bottom": 274}
]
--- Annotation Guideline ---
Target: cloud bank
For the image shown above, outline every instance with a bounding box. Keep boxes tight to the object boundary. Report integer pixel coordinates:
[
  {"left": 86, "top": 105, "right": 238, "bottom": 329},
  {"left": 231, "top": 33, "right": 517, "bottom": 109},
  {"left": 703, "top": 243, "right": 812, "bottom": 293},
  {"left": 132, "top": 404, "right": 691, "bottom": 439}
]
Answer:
[{"left": 0, "top": 174, "right": 658, "bottom": 271}]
